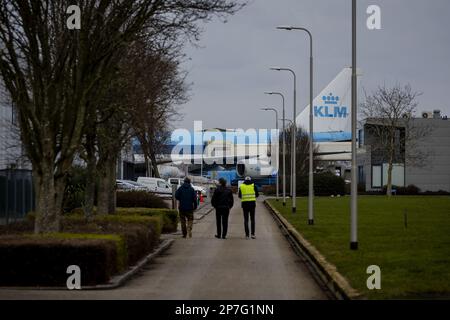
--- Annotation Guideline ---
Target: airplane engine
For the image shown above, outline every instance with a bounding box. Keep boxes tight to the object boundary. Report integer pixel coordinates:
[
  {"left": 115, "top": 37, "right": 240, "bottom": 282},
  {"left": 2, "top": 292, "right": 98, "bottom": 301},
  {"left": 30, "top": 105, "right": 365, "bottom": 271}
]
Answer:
[{"left": 236, "top": 159, "right": 277, "bottom": 179}]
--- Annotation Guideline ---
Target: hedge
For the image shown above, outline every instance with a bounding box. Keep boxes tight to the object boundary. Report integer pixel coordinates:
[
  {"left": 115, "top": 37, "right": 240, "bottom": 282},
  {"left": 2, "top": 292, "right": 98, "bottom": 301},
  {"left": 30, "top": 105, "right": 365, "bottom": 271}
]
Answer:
[
  {"left": 69, "top": 207, "right": 177, "bottom": 234},
  {"left": 0, "top": 233, "right": 125, "bottom": 287},
  {"left": 62, "top": 214, "right": 162, "bottom": 265},
  {"left": 6, "top": 213, "right": 163, "bottom": 268},
  {"left": 115, "top": 208, "right": 178, "bottom": 233},
  {"left": 116, "top": 190, "right": 169, "bottom": 208}
]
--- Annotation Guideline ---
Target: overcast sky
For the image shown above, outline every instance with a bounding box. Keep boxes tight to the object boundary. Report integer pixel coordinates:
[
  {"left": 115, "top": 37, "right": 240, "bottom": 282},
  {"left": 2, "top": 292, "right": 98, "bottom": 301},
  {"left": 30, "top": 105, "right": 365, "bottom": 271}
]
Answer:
[{"left": 177, "top": 0, "right": 450, "bottom": 131}]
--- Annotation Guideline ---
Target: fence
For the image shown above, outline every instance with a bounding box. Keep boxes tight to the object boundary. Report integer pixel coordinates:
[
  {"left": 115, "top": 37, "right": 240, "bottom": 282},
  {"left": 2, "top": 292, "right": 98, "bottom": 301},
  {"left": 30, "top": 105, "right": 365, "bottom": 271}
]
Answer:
[{"left": 0, "top": 169, "right": 34, "bottom": 225}]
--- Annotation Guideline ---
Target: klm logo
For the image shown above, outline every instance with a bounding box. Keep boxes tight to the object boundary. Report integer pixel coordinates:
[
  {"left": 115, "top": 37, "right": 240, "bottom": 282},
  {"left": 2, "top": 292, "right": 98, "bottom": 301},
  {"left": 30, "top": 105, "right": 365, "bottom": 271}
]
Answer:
[{"left": 314, "top": 94, "right": 349, "bottom": 118}]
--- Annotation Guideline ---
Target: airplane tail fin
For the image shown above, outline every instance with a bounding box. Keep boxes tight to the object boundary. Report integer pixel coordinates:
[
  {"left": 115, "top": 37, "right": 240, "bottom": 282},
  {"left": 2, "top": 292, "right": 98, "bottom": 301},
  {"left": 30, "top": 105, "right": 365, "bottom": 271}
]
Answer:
[{"left": 296, "top": 67, "right": 360, "bottom": 141}]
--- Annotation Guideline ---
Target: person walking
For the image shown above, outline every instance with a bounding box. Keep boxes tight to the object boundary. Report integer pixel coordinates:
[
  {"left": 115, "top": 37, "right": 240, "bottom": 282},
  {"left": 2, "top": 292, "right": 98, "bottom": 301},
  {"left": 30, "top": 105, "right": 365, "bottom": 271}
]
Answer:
[
  {"left": 175, "top": 177, "right": 198, "bottom": 238},
  {"left": 211, "top": 178, "right": 234, "bottom": 239},
  {"left": 238, "top": 176, "right": 259, "bottom": 239}
]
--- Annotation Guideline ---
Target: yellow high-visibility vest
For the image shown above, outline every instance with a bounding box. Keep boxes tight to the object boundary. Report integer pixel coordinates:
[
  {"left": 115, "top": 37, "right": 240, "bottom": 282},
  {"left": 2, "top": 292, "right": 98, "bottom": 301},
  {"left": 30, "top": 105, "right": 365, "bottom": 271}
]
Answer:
[{"left": 240, "top": 183, "right": 256, "bottom": 202}]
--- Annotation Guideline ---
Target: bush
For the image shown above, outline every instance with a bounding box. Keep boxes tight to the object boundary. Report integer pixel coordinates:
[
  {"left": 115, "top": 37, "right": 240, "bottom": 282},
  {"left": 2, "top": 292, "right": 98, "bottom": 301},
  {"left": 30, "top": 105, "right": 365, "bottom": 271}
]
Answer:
[
  {"left": 115, "top": 208, "right": 178, "bottom": 233},
  {"left": 0, "top": 233, "right": 125, "bottom": 286},
  {"left": 116, "top": 190, "right": 169, "bottom": 209},
  {"left": 20, "top": 213, "right": 162, "bottom": 267},
  {"left": 382, "top": 184, "right": 421, "bottom": 195},
  {"left": 63, "top": 166, "right": 88, "bottom": 213},
  {"left": 297, "top": 172, "right": 346, "bottom": 196},
  {"left": 260, "top": 185, "right": 276, "bottom": 195},
  {"left": 62, "top": 214, "right": 162, "bottom": 265}
]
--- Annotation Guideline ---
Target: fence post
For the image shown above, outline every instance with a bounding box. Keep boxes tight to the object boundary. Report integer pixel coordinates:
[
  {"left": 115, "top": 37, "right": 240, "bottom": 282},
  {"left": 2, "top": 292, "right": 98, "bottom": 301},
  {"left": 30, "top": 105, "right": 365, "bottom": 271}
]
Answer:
[{"left": 172, "top": 184, "right": 177, "bottom": 210}]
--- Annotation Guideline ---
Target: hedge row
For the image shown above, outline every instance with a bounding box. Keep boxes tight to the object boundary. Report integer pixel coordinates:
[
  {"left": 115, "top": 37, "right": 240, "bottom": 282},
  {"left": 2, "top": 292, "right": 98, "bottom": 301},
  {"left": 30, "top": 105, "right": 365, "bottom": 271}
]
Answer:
[
  {"left": 69, "top": 207, "right": 178, "bottom": 234},
  {"left": 116, "top": 190, "right": 169, "bottom": 208},
  {"left": 0, "top": 214, "right": 162, "bottom": 287},
  {"left": 115, "top": 208, "right": 178, "bottom": 233},
  {"left": 0, "top": 233, "right": 124, "bottom": 286}
]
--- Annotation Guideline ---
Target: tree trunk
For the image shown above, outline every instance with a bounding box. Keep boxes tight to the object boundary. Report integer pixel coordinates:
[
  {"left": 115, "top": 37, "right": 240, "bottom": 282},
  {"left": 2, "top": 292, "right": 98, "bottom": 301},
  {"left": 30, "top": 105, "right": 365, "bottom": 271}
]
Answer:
[
  {"left": 150, "top": 151, "right": 160, "bottom": 178},
  {"left": 386, "top": 136, "right": 395, "bottom": 197},
  {"left": 33, "top": 166, "right": 64, "bottom": 233},
  {"left": 84, "top": 147, "right": 97, "bottom": 218},
  {"left": 97, "top": 157, "right": 117, "bottom": 215}
]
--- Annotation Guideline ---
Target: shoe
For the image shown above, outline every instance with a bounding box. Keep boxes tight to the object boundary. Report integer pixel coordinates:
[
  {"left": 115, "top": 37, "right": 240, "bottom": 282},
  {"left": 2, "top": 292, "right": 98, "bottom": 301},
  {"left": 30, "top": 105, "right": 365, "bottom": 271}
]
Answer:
[
  {"left": 222, "top": 236, "right": 226, "bottom": 239},
  {"left": 182, "top": 235, "right": 187, "bottom": 238},
  {"left": 215, "top": 235, "right": 221, "bottom": 239},
  {"left": 251, "top": 235, "right": 256, "bottom": 239},
  {"left": 246, "top": 236, "right": 250, "bottom": 240}
]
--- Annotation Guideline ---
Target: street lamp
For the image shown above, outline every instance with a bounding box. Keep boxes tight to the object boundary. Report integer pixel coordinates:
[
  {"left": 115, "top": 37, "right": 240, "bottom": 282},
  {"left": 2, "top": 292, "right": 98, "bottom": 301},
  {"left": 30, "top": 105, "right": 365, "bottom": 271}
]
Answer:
[
  {"left": 277, "top": 25, "right": 315, "bottom": 225},
  {"left": 265, "top": 92, "right": 286, "bottom": 206},
  {"left": 350, "top": 0, "right": 358, "bottom": 250},
  {"left": 261, "top": 107, "right": 279, "bottom": 201},
  {"left": 270, "top": 67, "right": 297, "bottom": 213},
  {"left": 280, "top": 118, "right": 295, "bottom": 198}
]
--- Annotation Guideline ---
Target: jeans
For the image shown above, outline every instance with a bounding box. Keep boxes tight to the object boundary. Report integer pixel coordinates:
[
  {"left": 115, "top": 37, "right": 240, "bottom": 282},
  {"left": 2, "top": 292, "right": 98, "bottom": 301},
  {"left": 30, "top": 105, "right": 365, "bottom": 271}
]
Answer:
[{"left": 215, "top": 207, "right": 230, "bottom": 238}]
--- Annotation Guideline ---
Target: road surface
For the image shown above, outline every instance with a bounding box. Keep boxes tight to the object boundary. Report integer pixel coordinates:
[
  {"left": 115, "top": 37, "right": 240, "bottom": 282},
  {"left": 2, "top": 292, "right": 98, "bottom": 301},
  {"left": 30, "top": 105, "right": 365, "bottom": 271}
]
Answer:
[{"left": 0, "top": 197, "right": 326, "bottom": 300}]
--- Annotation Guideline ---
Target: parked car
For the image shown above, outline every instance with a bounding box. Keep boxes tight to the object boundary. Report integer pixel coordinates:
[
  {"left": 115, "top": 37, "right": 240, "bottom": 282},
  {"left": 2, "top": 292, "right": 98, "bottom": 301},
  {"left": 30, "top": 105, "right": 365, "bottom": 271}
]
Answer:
[
  {"left": 137, "top": 177, "right": 172, "bottom": 198},
  {"left": 118, "top": 180, "right": 148, "bottom": 191},
  {"left": 116, "top": 180, "right": 135, "bottom": 191},
  {"left": 168, "top": 177, "right": 183, "bottom": 189}
]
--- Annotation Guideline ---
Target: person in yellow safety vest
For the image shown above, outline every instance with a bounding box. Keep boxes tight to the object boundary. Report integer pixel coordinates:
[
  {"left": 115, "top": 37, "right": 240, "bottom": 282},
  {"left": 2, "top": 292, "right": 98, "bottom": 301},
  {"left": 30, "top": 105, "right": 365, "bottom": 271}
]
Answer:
[{"left": 238, "top": 176, "right": 259, "bottom": 239}]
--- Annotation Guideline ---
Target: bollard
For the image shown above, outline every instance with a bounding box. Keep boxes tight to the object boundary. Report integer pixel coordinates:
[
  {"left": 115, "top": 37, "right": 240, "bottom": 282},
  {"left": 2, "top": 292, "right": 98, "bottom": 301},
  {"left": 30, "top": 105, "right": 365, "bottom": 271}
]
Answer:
[{"left": 172, "top": 184, "right": 177, "bottom": 209}]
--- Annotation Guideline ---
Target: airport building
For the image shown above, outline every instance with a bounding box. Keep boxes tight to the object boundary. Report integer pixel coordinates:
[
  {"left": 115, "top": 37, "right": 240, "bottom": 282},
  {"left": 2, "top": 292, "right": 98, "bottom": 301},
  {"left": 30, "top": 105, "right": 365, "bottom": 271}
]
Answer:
[{"left": 357, "top": 111, "right": 450, "bottom": 192}]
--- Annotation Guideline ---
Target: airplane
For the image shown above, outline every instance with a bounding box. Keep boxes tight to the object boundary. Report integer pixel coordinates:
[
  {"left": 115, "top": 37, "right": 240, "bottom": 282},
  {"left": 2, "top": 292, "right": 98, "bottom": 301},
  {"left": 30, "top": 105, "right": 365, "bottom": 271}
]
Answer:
[{"left": 132, "top": 67, "right": 357, "bottom": 184}]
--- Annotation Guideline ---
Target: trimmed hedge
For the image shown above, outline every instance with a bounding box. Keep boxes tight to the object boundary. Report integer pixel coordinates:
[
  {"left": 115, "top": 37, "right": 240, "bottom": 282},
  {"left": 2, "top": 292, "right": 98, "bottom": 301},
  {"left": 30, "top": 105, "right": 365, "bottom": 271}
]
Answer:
[
  {"left": 115, "top": 208, "right": 178, "bottom": 233},
  {"left": 62, "top": 214, "right": 162, "bottom": 266},
  {"left": 0, "top": 233, "right": 125, "bottom": 287},
  {"left": 69, "top": 207, "right": 178, "bottom": 234},
  {"left": 7, "top": 213, "right": 163, "bottom": 268},
  {"left": 297, "top": 172, "right": 346, "bottom": 196},
  {"left": 116, "top": 190, "right": 169, "bottom": 208}
]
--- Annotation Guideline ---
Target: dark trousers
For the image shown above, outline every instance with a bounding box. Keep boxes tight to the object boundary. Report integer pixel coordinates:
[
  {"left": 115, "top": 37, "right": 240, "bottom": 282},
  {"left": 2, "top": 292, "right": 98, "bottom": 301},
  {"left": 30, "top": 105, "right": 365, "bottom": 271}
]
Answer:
[
  {"left": 215, "top": 207, "right": 230, "bottom": 238},
  {"left": 242, "top": 202, "right": 256, "bottom": 237},
  {"left": 179, "top": 211, "right": 194, "bottom": 237}
]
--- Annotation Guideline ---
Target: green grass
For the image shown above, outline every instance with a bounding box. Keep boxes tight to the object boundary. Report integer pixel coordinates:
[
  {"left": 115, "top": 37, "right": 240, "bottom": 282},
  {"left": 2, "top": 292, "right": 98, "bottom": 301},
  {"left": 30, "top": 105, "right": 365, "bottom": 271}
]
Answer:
[{"left": 268, "top": 196, "right": 450, "bottom": 299}]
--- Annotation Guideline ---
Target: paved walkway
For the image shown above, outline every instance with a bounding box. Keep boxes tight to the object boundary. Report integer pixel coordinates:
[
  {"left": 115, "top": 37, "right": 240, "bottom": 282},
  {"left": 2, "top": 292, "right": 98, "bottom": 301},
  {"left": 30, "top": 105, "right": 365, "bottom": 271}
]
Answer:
[{"left": 0, "top": 197, "right": 326, "bottom": 300}]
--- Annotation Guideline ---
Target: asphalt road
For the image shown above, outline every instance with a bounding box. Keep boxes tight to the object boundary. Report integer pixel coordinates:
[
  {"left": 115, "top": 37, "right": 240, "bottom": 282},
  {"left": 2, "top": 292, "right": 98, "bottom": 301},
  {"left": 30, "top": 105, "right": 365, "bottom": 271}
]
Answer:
[{"left": 0, "top": 197, "right": 326, "bottom": 300}]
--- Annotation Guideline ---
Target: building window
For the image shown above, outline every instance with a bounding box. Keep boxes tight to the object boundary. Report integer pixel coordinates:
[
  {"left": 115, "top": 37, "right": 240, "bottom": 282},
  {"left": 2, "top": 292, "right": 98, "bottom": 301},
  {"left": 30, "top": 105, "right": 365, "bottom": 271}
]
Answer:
[
  {"left": 372, "top": 165, "right": 382, "bottom": 188},
  {"left": 358, "top": 129, "right": 364, "bottom": 148}
]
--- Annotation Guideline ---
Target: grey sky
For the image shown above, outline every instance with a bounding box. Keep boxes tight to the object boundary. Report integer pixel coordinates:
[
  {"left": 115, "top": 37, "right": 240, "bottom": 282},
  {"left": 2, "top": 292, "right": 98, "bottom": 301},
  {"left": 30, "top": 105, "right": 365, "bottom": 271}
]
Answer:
[{"left": 177, "top": 0, "right": 450, "bottom": 131}]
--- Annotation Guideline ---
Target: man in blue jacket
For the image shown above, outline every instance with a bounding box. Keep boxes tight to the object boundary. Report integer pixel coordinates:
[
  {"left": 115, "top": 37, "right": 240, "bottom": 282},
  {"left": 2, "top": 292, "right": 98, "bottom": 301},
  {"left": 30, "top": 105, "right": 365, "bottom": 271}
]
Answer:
[{"left": 175, "top": 177, "right": 198, "bottom": 238}]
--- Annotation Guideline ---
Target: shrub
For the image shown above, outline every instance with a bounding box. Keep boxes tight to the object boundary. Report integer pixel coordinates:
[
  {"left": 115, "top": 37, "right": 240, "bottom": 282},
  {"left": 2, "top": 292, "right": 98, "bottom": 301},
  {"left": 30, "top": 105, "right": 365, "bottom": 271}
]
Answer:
[
  {"left": 115, "top": 208, "right": 178, "bottom": 233},
  {"left": 116, "top": 190, "right": 169, "bottom": 209},
  {"left": 382, "top": 184, "right": 421, "bottom": 195},
  {"left": 62, "top": 214, "right": 162, "bottom": 265},
  {"left": 63, "top": 166, "right": 88, "bottom": 213},
  {"left": 261, "top": 185, "right": 276, "bottom": 195},
  {"left": 297, "top": 172, "right": 346, "bottom": 196},
  {"left": 0, "top": 233, "right": 125, "bottom": 286},
  {"left": 21, "top": 213, "right": 162, "bottom": 266}
]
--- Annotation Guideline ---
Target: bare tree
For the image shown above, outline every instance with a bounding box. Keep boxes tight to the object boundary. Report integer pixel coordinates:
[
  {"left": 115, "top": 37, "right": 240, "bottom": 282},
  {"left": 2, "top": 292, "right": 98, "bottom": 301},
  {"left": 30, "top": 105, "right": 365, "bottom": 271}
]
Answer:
[
  {"left": 360, "top": 84, "right": 430, "bottom": 196},
  {"left": 0, "top": 0, "right": 242, "bottom": 232}
]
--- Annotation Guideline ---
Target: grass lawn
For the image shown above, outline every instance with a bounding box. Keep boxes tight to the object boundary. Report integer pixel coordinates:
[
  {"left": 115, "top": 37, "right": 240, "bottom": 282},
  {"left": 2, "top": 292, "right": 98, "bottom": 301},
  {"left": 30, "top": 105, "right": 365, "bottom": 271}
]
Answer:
[{"left": 268, "top": 196, "right": 450, "bottom": 299}]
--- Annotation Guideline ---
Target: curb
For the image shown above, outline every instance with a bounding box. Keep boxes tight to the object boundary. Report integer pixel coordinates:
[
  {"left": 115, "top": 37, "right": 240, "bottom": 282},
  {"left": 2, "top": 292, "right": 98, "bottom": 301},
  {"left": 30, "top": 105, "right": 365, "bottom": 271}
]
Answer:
[
  {"left": 264, "top": 199, "right": 364, "bottom": 300},
  {"left": 0, "top": 239, "right": 174, "bottom": 291}
]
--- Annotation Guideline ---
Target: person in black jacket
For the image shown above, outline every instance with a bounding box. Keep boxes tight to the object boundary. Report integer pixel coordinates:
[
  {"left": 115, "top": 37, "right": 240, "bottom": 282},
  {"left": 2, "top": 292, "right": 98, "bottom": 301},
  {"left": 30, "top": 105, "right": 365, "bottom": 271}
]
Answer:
[
  {"left": 211, "top": 178, "right": 234, "bottom": 239},
  {"left": 175, "top": 177, "right": 198, "bottom": 238}
]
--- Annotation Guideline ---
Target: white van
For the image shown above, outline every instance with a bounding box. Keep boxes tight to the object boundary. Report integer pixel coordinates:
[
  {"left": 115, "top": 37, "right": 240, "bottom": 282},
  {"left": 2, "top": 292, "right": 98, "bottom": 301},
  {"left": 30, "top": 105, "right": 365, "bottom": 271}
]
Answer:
[
  {"left": 168, "top": 178, "right": 183, "bottom": 189},
  {"left": 137, "top": 177, "right": 172, "bottom": 197}
]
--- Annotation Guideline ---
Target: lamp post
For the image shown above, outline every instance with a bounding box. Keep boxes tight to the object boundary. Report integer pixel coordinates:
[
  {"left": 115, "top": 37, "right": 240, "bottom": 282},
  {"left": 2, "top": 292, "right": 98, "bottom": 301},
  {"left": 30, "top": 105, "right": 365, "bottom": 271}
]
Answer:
[
  {"left": 350, "top": 0, "right": 358, "bottom": 250},
  {"left": 270, "top": 67, "right": 297, "bottom": 213},
  {"left": 261, "top": 107, "right": 279, "bottom": 201},
  {"left": 277, "top": 25, "right": 314, "bottom": 225},
  {"left": 265, "top": 92, "right": 286, "bottom": 206}
]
